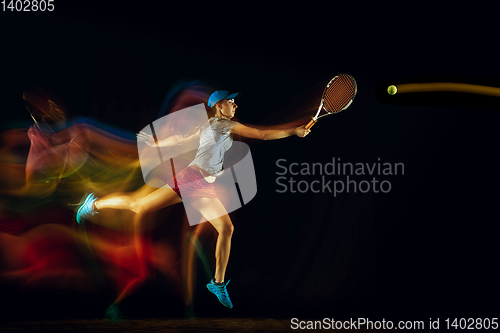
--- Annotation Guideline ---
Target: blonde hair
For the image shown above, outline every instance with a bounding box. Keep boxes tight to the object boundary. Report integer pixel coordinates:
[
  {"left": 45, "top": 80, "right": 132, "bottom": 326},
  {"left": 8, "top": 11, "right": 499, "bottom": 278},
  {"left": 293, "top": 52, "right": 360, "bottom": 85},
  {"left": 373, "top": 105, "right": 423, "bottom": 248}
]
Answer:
[{"left": 208, "top": 100, "right": 225, "bottom": 117}]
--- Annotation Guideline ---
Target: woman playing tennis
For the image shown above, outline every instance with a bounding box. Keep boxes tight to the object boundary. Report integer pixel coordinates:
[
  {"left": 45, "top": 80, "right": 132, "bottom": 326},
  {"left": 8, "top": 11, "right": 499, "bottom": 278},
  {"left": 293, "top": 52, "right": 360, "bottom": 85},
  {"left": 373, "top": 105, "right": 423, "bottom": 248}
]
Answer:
[{"left": 76, "top": 90, "right": 311, "bottom": 309}]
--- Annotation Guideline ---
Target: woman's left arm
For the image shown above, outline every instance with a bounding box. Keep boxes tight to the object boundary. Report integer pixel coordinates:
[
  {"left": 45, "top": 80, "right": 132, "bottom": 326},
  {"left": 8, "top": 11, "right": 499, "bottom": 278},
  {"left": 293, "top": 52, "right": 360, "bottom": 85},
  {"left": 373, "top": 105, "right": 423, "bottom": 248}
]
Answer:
[
  {"left": 231, "top": 123, "right": 310, "bottom": 140},
  {"left": 137, "top": 130, "right": 199, "bottom": 147}
]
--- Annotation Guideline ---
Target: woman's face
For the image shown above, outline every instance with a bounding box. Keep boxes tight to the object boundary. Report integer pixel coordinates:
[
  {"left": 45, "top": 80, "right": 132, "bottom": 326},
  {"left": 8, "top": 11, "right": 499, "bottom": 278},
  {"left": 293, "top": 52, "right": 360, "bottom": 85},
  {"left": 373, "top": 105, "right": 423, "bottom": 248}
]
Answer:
[{"left": 218, "top": 99, "right": 237, "bottom": 118}]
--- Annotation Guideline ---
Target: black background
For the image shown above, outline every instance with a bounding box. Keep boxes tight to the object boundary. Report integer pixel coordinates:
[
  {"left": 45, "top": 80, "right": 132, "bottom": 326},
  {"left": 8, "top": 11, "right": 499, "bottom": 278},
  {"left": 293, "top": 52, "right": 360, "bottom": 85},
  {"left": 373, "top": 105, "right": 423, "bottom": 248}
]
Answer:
[{"left": 1, "top": 0, "right": 499, "bottom": 324}]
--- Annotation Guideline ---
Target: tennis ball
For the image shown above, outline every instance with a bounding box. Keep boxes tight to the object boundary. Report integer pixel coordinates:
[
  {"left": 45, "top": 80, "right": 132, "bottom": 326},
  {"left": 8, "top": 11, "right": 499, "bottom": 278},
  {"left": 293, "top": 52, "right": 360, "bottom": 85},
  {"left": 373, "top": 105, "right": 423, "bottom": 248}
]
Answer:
[{"left": 387, "top": 85, "right": 397, "bottom": 95}]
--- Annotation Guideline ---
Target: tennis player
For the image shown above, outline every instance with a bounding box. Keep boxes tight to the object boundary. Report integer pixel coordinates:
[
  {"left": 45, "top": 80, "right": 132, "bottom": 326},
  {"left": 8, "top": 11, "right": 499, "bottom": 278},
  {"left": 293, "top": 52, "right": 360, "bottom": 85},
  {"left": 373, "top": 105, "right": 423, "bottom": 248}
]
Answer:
[{"left": 76, "top": 90, "right": 311, "bottom": 309}]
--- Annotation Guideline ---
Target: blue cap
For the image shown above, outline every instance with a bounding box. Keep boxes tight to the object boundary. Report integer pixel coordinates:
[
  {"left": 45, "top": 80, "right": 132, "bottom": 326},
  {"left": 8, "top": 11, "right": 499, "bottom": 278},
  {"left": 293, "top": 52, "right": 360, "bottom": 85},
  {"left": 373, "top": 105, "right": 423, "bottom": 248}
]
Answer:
[{"left": 207, "top": 90, "right": 239, "bottom": 108}]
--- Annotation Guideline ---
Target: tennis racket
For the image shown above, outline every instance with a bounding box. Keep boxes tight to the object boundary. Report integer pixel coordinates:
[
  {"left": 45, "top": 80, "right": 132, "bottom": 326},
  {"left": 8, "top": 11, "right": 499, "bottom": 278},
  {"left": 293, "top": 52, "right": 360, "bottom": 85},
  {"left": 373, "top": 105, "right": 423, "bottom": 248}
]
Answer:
[{"left": 305, "top": 73, "right": 357, "bottom": 130}]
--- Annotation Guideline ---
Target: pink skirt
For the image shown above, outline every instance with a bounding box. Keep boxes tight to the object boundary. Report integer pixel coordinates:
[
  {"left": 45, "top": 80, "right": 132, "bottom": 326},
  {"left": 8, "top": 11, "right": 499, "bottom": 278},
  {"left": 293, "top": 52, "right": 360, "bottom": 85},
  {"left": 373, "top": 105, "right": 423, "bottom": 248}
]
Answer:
[{"left": 166, "top": 166, "right": 218, "bottom": 199}]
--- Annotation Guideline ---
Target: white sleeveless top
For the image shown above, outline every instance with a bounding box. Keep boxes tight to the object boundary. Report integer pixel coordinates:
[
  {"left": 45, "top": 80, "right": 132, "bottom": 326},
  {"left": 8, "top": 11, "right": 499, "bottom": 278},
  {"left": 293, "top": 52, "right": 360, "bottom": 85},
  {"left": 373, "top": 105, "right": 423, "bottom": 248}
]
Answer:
[{"left": 188, "top": 117, "right": 239, "bottom": 176}]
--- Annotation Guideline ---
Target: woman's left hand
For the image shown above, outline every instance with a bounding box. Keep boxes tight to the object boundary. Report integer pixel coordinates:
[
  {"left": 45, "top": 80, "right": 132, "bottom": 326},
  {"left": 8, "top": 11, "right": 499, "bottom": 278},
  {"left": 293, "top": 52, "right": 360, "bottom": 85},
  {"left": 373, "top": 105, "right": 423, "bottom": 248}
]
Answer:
[{"left": 137, "top": 131, "right": 154, "bottom": 146}]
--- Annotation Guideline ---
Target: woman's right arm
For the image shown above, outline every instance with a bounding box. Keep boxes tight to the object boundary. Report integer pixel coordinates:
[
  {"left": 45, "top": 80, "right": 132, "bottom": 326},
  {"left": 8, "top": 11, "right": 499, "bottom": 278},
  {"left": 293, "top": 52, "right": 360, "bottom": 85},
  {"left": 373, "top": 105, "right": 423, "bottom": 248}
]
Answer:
[{"left": 231, "top": 123, "right": 310, "bottom": 140}]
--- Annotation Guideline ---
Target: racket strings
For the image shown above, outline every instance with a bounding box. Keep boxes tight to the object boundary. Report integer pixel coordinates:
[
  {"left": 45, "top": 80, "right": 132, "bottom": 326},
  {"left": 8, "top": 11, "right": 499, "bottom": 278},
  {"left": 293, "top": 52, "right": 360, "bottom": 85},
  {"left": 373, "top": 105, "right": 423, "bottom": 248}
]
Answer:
[
  {"left": 325, "top": 81, "right": 354, "bottom": 111},
  {"left": 323, "top": 75, "right": 356, "bottom": 113}
]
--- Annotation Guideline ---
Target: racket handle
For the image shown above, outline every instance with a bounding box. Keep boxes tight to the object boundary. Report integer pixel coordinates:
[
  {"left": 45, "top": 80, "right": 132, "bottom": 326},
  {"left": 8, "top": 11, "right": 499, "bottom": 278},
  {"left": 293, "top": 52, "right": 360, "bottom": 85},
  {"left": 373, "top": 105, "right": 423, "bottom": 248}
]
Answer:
[{"left": 305, "top": 119, "right": 316, "bottom": 130}]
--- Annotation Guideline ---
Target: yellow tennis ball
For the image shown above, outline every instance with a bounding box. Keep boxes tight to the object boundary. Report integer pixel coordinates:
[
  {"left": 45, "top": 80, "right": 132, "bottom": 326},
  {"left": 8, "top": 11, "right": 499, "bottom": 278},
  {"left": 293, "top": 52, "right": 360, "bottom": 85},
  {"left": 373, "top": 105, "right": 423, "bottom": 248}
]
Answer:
[{"left": 387, "top": 85, "right": 397, "bottom": 95}]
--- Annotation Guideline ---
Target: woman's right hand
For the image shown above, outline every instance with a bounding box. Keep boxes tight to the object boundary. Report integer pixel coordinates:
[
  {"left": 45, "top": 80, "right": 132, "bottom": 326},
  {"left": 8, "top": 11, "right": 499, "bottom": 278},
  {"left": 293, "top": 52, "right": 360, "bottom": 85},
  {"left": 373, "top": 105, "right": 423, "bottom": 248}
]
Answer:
[
  {"left": 295, "top": 125, "right": 311, "bottom": 138},
  {"left": 137, "top": 131, "right": 154, "bottom": 146}
]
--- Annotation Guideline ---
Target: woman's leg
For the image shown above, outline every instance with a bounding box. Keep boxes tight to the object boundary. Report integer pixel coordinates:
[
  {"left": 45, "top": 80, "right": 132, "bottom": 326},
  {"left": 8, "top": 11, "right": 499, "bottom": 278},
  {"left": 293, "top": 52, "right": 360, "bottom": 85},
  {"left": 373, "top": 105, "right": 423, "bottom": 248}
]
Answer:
[
  {"left": 189, "top": 197, "right": 233, "bottom": 283},
  {"left": 95, "top": 185, "right": 182, "bottom": 213}
]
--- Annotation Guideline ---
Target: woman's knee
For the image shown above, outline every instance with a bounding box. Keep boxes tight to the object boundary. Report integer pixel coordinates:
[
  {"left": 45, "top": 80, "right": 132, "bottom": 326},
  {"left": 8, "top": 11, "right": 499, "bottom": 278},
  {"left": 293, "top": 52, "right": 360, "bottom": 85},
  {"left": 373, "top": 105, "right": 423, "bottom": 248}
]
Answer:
[
  {"left": 130, "top": 198, "right": 143, "bottom": 214},
  {"left": 216, "top": 220, "right": 234, "bottom": 237},
  {"left": 227, "top": 223, "right": 234, "bottom": 236}
]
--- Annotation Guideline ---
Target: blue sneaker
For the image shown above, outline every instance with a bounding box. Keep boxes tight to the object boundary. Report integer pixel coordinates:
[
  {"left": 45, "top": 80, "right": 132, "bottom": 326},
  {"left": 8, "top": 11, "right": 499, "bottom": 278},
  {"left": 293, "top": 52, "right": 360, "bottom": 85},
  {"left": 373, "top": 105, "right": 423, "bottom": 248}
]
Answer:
[
  {"left": 206, "top": 279, "right": 233, "bottom": 309},
  {"left": 76, "top": 192, "right": 98, "bottom": 224}
]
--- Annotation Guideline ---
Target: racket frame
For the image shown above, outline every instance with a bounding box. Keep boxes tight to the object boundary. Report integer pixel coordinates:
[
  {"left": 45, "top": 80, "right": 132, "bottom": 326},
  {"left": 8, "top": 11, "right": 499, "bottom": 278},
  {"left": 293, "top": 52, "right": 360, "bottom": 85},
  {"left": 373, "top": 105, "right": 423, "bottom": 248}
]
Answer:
[{"left": 305, "top": 74, "right": 357, "bottom": 130}]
